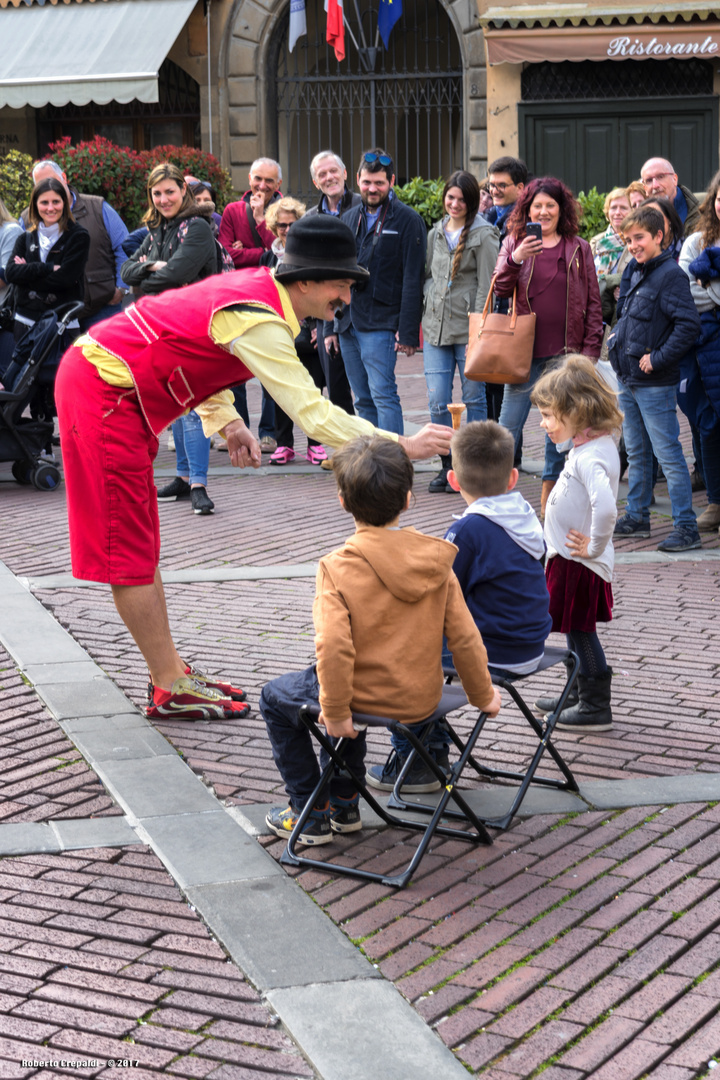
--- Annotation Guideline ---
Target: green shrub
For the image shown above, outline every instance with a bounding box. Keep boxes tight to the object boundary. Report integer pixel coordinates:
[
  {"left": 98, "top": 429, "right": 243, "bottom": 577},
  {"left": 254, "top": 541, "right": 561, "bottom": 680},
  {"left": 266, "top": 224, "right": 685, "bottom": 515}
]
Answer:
[
  {"left": 394, "top": 177, "right": 445, "bottom": 227},
  {"left": 577, "top": 187, "right": 607, "bottom": 242},
  {"left": 0, "top": 150, "right": 35, "bottom": 219},
  {"left": 46, "top": 136, "right": 233, "bottom": 229}
]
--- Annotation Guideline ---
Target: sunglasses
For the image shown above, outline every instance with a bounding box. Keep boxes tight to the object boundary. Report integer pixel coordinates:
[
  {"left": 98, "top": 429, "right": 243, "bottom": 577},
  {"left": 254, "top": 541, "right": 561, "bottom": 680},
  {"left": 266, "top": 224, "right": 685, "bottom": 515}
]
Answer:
[
  {"left": 363, "top": 153, "right": 392, "bottom": 166},
  {"left": 191, "top": 181, "right": 212, "bottom": 192}
]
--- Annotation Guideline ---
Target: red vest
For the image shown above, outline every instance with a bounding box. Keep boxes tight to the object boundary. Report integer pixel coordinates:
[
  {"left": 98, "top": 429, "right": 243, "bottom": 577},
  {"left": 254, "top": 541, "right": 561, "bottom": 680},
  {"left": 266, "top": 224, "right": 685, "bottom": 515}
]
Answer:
[{"left": 89, "top": 267, "right": 286, "bottom": 435}]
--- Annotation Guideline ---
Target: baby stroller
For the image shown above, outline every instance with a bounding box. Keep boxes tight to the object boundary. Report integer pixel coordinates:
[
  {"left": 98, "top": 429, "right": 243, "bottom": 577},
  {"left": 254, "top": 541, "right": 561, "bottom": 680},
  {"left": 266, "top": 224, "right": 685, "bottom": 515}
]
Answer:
[{"left": 0, "top": 301, "right": 85, "bottom": 492}]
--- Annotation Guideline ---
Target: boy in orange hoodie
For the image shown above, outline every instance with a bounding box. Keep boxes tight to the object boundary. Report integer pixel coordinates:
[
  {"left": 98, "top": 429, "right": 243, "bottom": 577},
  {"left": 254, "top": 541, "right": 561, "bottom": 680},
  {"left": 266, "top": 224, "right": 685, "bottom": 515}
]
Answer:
[{"left": 260, "top": 434, "right": 501, "bottom": 845}]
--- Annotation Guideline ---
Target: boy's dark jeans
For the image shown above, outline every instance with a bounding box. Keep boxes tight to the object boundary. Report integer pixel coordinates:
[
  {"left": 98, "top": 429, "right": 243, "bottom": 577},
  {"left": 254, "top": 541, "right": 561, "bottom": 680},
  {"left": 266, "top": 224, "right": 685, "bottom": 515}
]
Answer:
[{"left": 259, "top": 665, "right": 366, "bottom": 809}]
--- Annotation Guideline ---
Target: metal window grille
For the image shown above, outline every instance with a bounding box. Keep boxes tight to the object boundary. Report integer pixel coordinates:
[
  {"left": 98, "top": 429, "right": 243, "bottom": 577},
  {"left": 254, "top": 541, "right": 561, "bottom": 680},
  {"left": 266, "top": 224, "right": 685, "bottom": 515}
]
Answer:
[
  {"left": 273, "top": 0, "right": 463, "bottom": 201},
  {"left": 522, "top": 59, "right": 714, "bottom": 102}
]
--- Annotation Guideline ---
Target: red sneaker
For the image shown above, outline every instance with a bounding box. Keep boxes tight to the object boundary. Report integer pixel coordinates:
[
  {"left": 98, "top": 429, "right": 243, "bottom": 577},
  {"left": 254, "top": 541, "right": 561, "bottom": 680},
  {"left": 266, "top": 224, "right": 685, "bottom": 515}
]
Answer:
[
  {"left": 146, "top": 676, "right": 250, "bottom": 721},
  {"left": 185, "top": 665, "right": 247, "bottom": 702}
]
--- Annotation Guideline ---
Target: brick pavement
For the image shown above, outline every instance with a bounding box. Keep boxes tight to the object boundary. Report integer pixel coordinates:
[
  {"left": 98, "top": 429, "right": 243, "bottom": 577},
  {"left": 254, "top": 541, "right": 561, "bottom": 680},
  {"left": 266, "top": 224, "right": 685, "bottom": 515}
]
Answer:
[
  {"left": 0, "top": 644, "right": 120, "bottom": 824},
  {"left": 2, "top": 362, "right": 720, "bottom": 1076},
  {"left": 0, "top": 845, "right": 317, "bottom": 1078}
]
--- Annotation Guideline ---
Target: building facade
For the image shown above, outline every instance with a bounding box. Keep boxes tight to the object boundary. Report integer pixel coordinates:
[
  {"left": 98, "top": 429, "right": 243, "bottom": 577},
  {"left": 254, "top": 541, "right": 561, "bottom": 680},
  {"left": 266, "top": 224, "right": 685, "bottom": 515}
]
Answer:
[{"left": 1, "top": 0, "right": 719, "bottom": 198}]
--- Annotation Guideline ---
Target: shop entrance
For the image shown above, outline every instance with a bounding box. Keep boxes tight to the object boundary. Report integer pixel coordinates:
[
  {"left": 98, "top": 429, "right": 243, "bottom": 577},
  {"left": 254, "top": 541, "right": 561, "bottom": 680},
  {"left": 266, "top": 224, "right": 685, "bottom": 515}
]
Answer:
[{"left": 519, "top": 59, "right": 718, "bottom": 193}]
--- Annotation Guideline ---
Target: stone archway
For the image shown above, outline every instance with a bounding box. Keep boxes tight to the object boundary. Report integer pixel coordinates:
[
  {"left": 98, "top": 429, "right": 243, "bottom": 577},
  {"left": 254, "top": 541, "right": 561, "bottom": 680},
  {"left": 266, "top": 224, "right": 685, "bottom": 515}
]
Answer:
[{"left": 222, "top": 0, "right": 487, "bottom": 193}]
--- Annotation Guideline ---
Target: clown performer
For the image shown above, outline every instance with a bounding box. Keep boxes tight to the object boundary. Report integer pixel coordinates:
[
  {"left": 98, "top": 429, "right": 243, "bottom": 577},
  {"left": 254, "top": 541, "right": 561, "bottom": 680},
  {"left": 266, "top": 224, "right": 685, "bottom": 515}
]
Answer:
[{"left": 55, "top": 217, "right": 452, "bottom": 721}]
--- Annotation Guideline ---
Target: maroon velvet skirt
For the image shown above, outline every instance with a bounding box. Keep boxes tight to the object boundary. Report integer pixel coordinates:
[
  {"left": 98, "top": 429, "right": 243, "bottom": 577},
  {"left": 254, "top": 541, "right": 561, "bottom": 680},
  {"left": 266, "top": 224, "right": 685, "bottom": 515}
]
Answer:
[{"left": 546, "top": 556, "right": 613, "bottom": 634}]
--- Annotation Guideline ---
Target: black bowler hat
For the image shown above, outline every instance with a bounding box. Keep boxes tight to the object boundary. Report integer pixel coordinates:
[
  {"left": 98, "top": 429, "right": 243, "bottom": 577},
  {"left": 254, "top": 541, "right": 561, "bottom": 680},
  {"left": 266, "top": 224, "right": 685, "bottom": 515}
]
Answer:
[{"left": 274, "top": 216, "right": 370, "bottom": 284}]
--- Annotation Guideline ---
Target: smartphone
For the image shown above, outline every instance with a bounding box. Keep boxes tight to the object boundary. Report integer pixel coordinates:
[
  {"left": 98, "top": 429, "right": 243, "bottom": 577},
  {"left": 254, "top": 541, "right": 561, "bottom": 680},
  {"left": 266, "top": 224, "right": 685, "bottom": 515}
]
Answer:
[{"left": 525, "top": 222, "right": 543, "bottom": 242}]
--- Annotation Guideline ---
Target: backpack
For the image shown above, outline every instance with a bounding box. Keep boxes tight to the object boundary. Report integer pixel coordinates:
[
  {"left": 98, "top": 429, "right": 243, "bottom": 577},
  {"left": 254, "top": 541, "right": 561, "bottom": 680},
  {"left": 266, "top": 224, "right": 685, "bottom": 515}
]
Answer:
[{"left": 176, "top": 218, "right": 235, "bottom": 277}]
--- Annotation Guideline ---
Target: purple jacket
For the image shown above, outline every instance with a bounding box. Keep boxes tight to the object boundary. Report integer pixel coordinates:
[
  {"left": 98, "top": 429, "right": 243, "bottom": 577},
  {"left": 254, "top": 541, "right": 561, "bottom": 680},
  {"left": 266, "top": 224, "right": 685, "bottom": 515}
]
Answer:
[{"left": 493, "top": 234, "right": 604, "bottom": 359}]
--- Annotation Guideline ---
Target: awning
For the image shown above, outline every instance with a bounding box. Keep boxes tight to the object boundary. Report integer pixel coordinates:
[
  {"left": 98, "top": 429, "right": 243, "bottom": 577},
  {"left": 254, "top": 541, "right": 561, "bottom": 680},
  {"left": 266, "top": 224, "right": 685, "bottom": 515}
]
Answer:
[
  {"left": 0, "top": 0, "right": 198, "bottom": 109},
  {"left": 484, "top": 22, "right": 720, "bottom": 65}
]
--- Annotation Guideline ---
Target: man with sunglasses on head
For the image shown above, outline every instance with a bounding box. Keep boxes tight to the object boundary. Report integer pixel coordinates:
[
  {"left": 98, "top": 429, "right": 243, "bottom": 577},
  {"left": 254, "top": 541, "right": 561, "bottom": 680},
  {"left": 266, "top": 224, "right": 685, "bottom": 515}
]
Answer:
[{"left": 335, "top": 148, "right": 426, "bottom": 435}]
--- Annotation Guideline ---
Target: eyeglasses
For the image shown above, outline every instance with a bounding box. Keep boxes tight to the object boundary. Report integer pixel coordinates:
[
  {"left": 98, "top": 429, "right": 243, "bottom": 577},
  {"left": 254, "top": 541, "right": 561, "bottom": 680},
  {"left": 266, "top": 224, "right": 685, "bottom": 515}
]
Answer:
[
  {"left": 363, "top": 153, "right": 392, "bottom": 166},
  {"left": 642, "top": 172, "right": 673, "bottom": 186},
  {"left": 276, "top": 222, "right": 292, "bottom": 231},
  {"left": 487, "top": 181, "right": 513, "bottom": 192}
]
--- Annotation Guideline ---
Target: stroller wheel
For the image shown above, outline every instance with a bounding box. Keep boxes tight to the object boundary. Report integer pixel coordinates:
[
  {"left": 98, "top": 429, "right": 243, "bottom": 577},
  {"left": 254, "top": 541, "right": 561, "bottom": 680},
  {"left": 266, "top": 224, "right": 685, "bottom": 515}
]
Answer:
[
  {"left": 11, "top": 461, "right": 33, "bottom": 486},
  {"left": 31, "top": 462, "right": 61, "bottom": 491}
]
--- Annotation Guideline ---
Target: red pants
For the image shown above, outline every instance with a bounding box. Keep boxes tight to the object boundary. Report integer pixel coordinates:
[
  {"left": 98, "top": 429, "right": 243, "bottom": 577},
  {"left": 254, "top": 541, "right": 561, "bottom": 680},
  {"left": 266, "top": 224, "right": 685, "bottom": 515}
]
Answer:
[{"left": 55, "top": 346, "right": 161, "bottom": 585}]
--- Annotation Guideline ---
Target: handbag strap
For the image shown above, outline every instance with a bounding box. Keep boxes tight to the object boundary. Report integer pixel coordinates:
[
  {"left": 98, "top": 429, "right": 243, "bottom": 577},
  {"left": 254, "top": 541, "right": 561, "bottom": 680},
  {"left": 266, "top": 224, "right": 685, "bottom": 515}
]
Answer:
[{"left": 480, "top": 274, "right": 519, "bottom": 328}]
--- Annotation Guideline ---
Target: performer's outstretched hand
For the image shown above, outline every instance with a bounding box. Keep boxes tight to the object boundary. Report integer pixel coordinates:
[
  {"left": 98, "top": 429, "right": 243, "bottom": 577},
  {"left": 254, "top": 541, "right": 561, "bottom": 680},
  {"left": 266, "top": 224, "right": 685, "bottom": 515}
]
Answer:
[
  {"left": 223, "top": 419, "right": 262, "bottom": 469},
  {"left": 399, "top": 423, "right": 453, "bottom": 461}
]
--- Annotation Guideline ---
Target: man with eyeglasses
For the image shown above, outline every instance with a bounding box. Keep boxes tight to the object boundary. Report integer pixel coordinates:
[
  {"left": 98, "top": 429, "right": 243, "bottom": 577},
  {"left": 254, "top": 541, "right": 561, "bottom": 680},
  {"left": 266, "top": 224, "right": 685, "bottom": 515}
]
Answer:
[
  {"left": 482, "top": 157, "right": 529, "bottom": 429},
  {"left": 335, "top": 148, "right": 426, "bottom": 435},
  {"left": 483, "top": 156, "right": 528, "bottom": 241},
  {"left": 640, "top": 158, "right": 701, "bottom": 238}
]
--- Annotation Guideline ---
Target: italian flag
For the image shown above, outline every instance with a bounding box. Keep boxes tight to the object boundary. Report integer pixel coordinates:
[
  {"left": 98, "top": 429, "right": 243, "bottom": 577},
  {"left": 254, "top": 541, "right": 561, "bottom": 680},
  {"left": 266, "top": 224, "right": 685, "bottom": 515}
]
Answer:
[{"left": 325, "top": 0, "right": 345, "bottom": 61}]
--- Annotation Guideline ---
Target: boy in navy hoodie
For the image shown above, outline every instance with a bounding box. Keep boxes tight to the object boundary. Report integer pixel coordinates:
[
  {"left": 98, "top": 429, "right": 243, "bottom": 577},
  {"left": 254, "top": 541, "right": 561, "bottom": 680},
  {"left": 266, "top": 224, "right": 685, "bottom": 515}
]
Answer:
[
  {"left": 444, "top": 421, "right": 551, "bottom": 674},
  {"left": 367, "top": 420, "right": 550, "bottom": 792}
]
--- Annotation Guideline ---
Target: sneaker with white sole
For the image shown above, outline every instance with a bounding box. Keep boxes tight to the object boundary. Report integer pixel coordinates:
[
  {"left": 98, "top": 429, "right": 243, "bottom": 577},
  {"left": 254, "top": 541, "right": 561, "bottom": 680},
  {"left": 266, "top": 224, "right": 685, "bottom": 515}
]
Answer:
[
  {"left": 329, "top": 794, "right": 362, "bottom": 833},
  {"left": 366, "top": 749, "right": 441, "bottom": 793},
  {"left": 146, "top": 675, "right": 249, "bottom": 721},
  {"left": 191, "top": 487, "right": 214, "bottom": 515},
  {"left": 266, "top": 803, "right": 332, "bottom": 845}
]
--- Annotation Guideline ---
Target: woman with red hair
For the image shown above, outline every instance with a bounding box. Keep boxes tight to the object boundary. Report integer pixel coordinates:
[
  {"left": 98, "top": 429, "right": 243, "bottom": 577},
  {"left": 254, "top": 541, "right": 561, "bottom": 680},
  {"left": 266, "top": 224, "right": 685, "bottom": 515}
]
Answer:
[{"left": 494, "top": 176, "right": 603, "bottom": 514}]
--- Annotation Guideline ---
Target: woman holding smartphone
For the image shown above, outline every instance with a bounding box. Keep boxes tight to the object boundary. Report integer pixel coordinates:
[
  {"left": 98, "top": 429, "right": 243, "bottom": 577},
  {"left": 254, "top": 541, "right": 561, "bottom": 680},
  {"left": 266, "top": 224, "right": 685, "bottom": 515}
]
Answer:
[{"left": 493, "top": 176, "right": 603, "bottom": 514}]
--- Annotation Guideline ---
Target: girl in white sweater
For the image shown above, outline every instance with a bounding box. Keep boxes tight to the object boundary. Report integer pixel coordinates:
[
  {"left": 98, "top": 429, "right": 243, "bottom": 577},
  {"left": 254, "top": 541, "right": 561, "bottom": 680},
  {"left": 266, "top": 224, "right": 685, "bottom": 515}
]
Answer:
[{"left": 530, "top": 355, "right": 623, "bottom": 732}]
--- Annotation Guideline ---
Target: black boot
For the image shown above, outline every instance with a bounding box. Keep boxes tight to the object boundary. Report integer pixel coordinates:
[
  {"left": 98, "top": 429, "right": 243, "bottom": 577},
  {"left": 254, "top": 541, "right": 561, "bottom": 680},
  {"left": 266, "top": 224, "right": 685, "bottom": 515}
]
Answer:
[
  {"left": 556, "top": 669, "right": 613, "bottom": 732},
  {"left": 534, "top": 660, "right": 579, "bottom": 717},
  {"left": 429, "top": 454, "right": 454, "bottom": 493}
]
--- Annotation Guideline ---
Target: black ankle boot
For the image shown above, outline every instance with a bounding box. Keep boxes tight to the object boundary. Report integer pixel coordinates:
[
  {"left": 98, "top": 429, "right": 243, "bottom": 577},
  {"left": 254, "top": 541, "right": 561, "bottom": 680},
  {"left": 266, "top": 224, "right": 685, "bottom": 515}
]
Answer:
[
  {"left": 534, "top": 660, "right": 579, "bottom": 717},
  {"left": 556, "top": 669, "right": 613, "bottom": 732},
  {"left": 429, "top": 454, "right": 453, "bottom": 493}
]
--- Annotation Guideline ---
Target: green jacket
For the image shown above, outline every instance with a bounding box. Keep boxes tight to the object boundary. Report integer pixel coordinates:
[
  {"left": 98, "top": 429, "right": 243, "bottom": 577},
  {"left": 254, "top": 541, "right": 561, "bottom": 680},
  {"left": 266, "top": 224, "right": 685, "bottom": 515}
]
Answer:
[
  {"left": 421, "top": 214, "right": 500, "bottom": 346},
  {"left": 121, "top": 204, "right": 216, "bottom": 295}
]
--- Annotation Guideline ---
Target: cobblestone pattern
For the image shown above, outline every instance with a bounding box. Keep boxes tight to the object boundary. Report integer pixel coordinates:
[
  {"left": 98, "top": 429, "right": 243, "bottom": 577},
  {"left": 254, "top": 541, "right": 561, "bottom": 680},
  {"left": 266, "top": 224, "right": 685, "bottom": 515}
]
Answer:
[
  {"left": 0, "top": 646, "right": 120, "bottom": 824},
  {"left": 0, "top": 845, "right": 317, "bottom": 1078},
  {"left": 261, "top": 801, "right": 720, "bottom": 1078},
  {"left": 0, "top": 361, "right": 717, "bottom": 581},
  {"left": 31, "top": 552, "right": 720, "bottom": 796}
]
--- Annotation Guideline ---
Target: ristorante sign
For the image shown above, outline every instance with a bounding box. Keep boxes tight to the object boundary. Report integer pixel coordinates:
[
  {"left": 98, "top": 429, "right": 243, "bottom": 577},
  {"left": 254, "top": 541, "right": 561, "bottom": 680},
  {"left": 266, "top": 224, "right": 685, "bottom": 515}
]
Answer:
[{"left": 484, "top": 23, "right": 720, "bottom": 65}]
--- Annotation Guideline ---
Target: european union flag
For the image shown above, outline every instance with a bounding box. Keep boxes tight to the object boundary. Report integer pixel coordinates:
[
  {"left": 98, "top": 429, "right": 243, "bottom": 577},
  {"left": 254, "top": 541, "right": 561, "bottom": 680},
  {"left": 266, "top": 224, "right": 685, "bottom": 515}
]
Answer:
[{"left": 378, "top": 0, "right": 402, "bottom": 48}]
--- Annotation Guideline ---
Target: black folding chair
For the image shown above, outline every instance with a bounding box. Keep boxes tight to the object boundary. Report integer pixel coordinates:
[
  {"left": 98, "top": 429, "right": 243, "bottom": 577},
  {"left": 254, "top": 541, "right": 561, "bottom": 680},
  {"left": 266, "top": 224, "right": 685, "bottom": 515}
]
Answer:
[
  {"left": 279, "top": 685, "right": 494, "bottom": 890},
  {"left": 426, "top": 644, "right": 580, "bottom": 830},
  {"left": 278, "top": 646, "right": 579, "bottom": 888}
]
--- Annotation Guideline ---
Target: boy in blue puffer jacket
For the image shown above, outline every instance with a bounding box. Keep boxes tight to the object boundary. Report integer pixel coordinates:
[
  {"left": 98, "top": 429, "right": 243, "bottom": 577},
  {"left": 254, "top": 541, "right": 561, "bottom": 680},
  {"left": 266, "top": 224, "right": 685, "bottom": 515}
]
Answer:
[{"left": 608, "top": 205, "right": 701, "bottom": 553}]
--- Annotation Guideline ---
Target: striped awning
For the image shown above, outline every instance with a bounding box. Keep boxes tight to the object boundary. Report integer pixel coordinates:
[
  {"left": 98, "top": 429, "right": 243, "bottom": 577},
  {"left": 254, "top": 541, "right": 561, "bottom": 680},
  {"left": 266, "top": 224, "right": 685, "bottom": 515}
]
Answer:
[{"left": 0, "top": 0, "right": 197, "bottom": 107}]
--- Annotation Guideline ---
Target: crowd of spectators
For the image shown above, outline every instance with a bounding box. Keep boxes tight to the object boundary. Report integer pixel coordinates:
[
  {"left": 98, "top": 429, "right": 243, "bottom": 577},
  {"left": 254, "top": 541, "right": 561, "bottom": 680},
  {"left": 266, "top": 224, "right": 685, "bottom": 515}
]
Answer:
[{"left": 0, "top": 146, "right": 718, "bottom": 553}]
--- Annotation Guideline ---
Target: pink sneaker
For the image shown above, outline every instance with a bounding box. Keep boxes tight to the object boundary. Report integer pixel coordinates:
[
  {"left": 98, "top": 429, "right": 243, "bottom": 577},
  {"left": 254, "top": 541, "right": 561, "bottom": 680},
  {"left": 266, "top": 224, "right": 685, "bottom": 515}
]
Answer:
[
  {"left": 306, "top": 445, "right": 328, "bottom": 465},
  {"left": 269, "top": 446, "right": 295, "bottom": 466}
]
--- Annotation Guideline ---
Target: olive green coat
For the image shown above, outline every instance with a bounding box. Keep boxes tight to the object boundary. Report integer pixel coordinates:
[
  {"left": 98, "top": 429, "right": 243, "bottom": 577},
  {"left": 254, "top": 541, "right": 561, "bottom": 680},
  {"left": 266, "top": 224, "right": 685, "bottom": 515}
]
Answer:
[{"left": 421, "top": 214, "right": 500, "bottom": 347}]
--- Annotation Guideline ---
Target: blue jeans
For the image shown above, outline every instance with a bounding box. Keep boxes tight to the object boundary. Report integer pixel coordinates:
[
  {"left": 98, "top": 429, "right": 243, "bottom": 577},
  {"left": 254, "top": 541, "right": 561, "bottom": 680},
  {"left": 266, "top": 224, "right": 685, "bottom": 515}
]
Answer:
[
  {"left": 619, "top": 382, "right": 696, "bottom": 531},
  {"left": 498, "top": 357, "right": 567, "bottom": 481},
  {"left": 233, "top": 383, "right": 276, "bottom": 440},
  {"left": 339, "top": 326, "right": 404, "bottom": 434},
  {"left": 259, "top": 665, "right": 366, "bottom": 809},
  {"left": 80, "top": 301, "right": 123, "bottom": 332},
  {"left": 172, "top": 410, "right": 210, "bottom": 487},
  {"left": 423, "top": 342, "right": 487, "bottom": 427}
]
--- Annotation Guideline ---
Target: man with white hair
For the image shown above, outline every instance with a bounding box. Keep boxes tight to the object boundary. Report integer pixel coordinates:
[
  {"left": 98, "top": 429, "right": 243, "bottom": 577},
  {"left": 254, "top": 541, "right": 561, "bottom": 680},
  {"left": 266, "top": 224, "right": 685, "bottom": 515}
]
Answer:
[
  {"left": 307, "top": 151, "right": 362, "bottom": 421},
  {"left": 219, "top": 157, "right": 282, "bottom": 269},
  {"left": 27, "top": 159, "right": 129, "bottom": 328},
  {"left": 640, "top": 157, "right": 701, "bottom": 237}
]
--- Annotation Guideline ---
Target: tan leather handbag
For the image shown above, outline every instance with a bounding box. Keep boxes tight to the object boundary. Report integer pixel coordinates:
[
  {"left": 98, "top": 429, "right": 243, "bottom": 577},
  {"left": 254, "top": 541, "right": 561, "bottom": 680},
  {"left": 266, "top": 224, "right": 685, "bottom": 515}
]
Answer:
[{"left": 465, "top": 275, "right": 536, "bottom": 384}]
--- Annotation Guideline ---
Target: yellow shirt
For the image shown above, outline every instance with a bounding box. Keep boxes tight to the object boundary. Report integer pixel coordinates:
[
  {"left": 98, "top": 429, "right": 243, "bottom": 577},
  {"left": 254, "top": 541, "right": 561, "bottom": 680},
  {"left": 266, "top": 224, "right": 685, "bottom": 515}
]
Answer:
[{"left": 80, "top": 282, "right": 395, "bottom": 448}]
